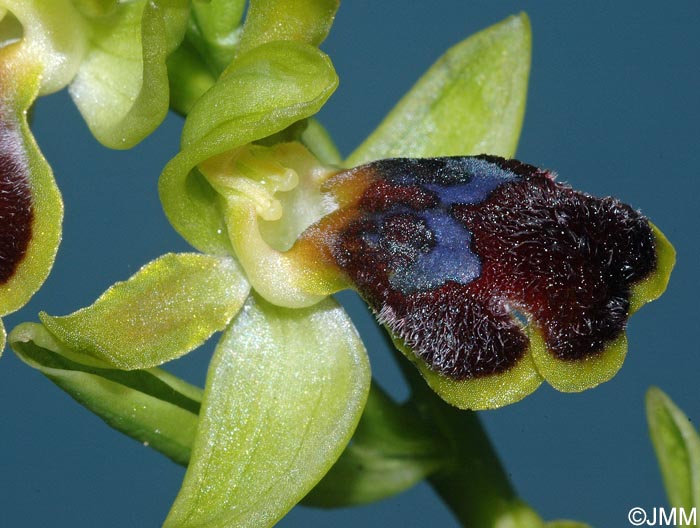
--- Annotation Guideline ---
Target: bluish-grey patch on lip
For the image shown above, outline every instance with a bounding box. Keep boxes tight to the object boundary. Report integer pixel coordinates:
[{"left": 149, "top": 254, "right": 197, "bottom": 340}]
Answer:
[
  {"left": 389, "top": 210, "right": 480, "bottom": 294},
  {"left": 376, "top": 157, "right": 520, "bottom": 294},
  {"left": 422, "top": 157, "right": 520, "bottom": 205}
]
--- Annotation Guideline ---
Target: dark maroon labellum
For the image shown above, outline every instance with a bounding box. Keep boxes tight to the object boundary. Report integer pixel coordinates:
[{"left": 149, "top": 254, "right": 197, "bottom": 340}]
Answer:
[
  {"left": 327, "top": 155, "right": 657, "bottom": 380},
  {"left": 0, "top": 112, "right": 34, "bottom": 284}
]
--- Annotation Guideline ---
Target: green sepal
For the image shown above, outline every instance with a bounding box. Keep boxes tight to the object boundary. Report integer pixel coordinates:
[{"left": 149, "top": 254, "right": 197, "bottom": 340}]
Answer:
[
  {"left": 233, "top": 0, "right": 338, "bottom": 61},
  {"left": 9, "top": 322, "right": 201, "bottom": 466},
  {"left": 164, "top": 294, "right": 370, "bottom": 528},
  {"left": 303, "top": 382, "right": 447, "bottom": 507},
  {"left": 68, "top": 0, "right": 190, "bottom": 149},
  {"left": 159, "top": 40, "right": 338, "bottom": 254},
  {"left": 646, "top": 387, "right": 700, "bottom": 511},
  {"left": 348, "top": 13, "right": 531, "bottom": 166},
  {"left": 0, "top": 51, "right": 63, "bottom": 317},
  {"left": 39, "top": 253, "right": 250, "bottom": 370}
]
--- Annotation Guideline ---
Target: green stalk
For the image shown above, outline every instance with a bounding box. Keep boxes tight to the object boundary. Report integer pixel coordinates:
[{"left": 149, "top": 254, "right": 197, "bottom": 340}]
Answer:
[
  {"left": 393, "top": 341, "right": 539, "bottom": 527},
  {"left": 426, "top": 408, "right": 521, "bottom": 526}
]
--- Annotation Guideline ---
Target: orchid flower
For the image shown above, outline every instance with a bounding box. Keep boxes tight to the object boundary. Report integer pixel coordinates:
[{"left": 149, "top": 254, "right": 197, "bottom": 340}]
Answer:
[
  {"left": 0, "top": 0, "right": 190, "bottom": 350},
  {"left": 6, "top": 4, "right": 674, "bottom": 527}
]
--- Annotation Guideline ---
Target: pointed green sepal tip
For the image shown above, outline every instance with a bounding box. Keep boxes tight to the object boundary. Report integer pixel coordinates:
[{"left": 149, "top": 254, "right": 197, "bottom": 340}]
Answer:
[
  {"left": 348, "top": 12, "right": 531, "bottom": 166},
  {"left": 39, "top": 253, "right": 250, "bottom": 370},
  {"left": 164, "top": 294, "right": 370, "bottom": 528},
  {"left": 646, "top": 387, "right": 700, "bottom": 512}
]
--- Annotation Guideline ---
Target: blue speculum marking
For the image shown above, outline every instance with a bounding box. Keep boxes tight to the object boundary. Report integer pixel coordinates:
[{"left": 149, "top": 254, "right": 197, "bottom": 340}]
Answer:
[
  {"left": 380, "top": 157, "right": 520, "bottom": 294},
  {"left": 390, "top": 210, "right": 479, "bottom": 294},
  {"left": 419, "top": 157, "right": 520, "bottom": 205}
]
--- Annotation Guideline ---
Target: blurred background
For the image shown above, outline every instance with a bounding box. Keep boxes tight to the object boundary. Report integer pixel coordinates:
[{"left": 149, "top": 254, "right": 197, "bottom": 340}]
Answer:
[{"left": 1, "top": 1, "right": 698, "bottom": 526}]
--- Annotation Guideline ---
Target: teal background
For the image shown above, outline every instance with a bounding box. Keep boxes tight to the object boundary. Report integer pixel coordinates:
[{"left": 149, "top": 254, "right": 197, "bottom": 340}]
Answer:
[{"left": 1, "top": 2, "right": 698, "bottom": 526}]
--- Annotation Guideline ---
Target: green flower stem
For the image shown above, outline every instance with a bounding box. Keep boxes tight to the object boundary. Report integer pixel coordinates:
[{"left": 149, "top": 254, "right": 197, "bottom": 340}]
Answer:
[
  {"left": 427, "top": 409, "right": 519, "bottom": 527},
  {"left": 392, "top": 342, "right": 535, "bottom": 527}
]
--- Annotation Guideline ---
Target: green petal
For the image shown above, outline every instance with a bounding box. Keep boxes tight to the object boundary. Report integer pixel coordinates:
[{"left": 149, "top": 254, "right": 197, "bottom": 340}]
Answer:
[
  {"left": 0, "top": 0, "right": 86, "bottom": 94},
  {"left": 68, "top": 0, "right": 189, "bottom": 149},
  {"left": 646, "top": 387, "right": 700, "bottom": 511},
  {"left": 233, "top": 0, "right": 338, "bottom": 60},
  {"left": 0, "top": 51, "right": 63, "bottom": 317},
  {"left": 304, "top": 383, "right": 447, "bottom": 507},
  {"left": 347, "top": 13, "right": 531, "bottom": 166},
  {"left": 40, "top": 253, "right": 249, "bottom": 370},
  {"left": 10, "top": 322, "right": 201, "bottom": 466},
  {"left": 159, "top": 40, "right": 338, "bottom": 254},
  {"left": 164, "top": 294, "right": 370, "bottom": 528}
]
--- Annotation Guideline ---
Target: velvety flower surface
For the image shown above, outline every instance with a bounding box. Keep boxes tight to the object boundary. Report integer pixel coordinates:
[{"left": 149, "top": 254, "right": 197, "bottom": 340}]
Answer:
[
  {"left": 289, "top": 154, "right": 673, "bottom": 406},
  {"left": 4, "top": 6, "right": 676, "bottom": 527}
]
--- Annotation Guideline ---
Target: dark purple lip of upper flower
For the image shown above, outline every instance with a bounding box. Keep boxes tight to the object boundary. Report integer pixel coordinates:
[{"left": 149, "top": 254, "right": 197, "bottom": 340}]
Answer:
[
  {"left": 323, "top": 155, "right": 657, "bottom": 381},
  {"left": 0, "top": 110, "right": 33, "bottom": 285}
]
